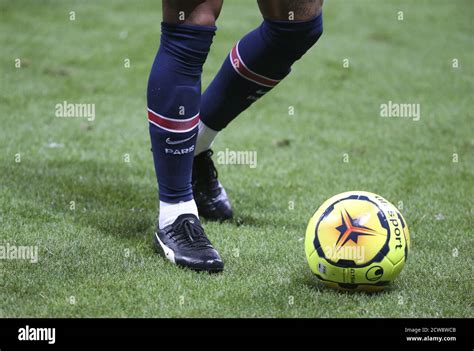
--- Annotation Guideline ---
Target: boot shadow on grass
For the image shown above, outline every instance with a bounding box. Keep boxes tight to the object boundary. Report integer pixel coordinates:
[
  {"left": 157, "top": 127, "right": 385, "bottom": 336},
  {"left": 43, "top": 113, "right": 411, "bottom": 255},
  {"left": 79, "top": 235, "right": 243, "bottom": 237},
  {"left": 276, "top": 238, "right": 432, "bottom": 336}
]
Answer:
[{"left": 2, "top": 159, "right": 156, "bottom": 239}]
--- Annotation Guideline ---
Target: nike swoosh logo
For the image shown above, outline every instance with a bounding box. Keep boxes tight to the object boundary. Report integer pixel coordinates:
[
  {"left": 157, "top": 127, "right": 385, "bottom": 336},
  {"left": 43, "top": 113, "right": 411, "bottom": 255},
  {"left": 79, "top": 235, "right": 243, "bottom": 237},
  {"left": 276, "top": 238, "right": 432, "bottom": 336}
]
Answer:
[{"left": 165, "top": 133, "right": 196, "bottom": 145}]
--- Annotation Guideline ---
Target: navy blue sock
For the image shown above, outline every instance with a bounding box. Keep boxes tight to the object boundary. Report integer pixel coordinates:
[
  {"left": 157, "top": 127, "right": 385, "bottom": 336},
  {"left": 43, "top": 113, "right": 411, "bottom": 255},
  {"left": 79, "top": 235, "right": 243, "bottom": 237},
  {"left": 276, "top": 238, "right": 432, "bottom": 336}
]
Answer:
[
  {"left": 148, "top": 22, "right": 216, "bottom": 203},
  {"left": 200, "top": 13, "right": 323, "bottom": 131}
]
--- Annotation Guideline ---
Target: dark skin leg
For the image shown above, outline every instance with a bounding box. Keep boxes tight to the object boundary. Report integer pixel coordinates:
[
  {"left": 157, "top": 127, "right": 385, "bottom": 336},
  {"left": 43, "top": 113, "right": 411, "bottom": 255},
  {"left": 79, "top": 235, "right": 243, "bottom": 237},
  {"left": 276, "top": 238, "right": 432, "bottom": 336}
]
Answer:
[
  {"left": 162, "top": 1, "right": 322, "bottom": 26},
  {"left": 162, "top": 0, "right": 223, "bottom": 26},
  {"left": 257, "top": 0, "right": 323, "bottom": 21}
]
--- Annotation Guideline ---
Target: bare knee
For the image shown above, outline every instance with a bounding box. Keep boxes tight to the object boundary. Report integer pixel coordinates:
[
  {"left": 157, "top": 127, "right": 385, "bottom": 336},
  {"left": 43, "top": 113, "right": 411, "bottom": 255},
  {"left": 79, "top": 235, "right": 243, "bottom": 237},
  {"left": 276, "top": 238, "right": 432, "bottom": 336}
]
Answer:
[
  {"left": 163, "top": 0, "right": 223, "bottom": 26},
  {"left": 258, "top": 0, "right": 323, "bottom": 21}
]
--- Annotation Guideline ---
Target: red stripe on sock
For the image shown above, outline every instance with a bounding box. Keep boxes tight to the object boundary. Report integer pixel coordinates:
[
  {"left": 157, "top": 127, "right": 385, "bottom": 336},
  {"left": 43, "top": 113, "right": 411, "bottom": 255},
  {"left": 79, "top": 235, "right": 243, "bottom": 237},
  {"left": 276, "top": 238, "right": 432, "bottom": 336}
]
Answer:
[
  {"left": 148, "top": 110, "right": 200, "bottom": 132},
  {"left": 230, "top": 43, "right": 280, "bottom": 88}
]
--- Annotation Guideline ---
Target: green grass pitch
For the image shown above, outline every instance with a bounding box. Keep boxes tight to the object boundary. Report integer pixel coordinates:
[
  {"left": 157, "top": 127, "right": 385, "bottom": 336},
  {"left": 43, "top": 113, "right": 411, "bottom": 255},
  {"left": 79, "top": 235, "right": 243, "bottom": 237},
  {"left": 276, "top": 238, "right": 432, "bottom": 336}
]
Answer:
[{"left": 0, "top": 0, "right": 473, "bottom": 317}]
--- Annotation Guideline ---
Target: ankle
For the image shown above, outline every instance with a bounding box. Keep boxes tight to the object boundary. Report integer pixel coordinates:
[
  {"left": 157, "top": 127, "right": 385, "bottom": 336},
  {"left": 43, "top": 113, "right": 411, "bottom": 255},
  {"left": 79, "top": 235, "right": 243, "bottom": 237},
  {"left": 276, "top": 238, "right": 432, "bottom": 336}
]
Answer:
[{"left": 159, "top": 200, "right": 199, "bottom": 229}]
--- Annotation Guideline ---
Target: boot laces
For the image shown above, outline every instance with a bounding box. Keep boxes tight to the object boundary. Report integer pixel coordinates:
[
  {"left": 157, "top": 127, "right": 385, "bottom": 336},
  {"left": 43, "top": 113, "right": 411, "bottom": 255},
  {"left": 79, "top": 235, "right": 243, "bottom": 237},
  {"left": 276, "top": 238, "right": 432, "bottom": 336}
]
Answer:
[{"left": 172, "top": 218, "right": 210, "bottom": 249}]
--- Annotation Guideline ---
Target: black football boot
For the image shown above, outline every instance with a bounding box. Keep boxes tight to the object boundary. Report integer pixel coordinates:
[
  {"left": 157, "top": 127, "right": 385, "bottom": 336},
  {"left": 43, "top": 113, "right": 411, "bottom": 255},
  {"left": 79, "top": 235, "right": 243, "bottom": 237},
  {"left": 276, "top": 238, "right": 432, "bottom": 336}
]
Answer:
[
  {"left": 154, "top": 214, "right": 224, "bottom": 273},
  {"left": 192, "top": 149, "right": 233, "bottom": 221}
]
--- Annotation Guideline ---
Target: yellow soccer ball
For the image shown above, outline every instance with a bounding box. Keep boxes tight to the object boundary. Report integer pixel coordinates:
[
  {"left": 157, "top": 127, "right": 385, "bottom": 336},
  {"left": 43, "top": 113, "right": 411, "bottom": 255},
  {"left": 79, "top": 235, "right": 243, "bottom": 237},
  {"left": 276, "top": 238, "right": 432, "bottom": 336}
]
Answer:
[{"left": 305, "top": 191, "right": 410, "bottom": 292}]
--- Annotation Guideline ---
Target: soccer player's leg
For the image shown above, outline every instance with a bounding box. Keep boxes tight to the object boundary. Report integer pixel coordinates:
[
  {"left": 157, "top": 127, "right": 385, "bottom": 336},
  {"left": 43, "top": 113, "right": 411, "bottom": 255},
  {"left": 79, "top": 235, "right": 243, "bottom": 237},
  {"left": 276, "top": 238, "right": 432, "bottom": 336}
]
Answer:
[
  {"left": 148, "top": 0, "right": 224, "bottom": 272},
  {"left": 194, "top": 0, "right": 324, "bottom": 221}
]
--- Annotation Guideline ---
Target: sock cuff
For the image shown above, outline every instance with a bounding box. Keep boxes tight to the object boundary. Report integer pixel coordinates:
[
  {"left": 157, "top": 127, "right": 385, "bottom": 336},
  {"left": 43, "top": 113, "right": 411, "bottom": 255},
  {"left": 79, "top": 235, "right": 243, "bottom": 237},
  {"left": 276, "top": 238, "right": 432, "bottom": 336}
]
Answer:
[
  {"left": 161, "top": 21, "right": 217, "bottom": 36},
  {"left": 159, "top": 22, "right": 217, "bottom": 67},
  {"left": 258, "top": 12, "right": 324, "bottom": 64},
  {"left": 262, "top": 11, "right": 323, "bottom": 32},
  {"left": 260, "top": 13, "right": 323, "bottom": 50}
]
